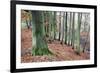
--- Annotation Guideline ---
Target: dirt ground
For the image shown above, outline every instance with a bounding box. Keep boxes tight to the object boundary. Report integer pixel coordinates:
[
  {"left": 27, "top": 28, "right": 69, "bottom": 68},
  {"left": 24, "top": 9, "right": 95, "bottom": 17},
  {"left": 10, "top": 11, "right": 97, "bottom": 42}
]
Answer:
[{"left": 21, "top": 28, "right": 90, "bottom": 63}]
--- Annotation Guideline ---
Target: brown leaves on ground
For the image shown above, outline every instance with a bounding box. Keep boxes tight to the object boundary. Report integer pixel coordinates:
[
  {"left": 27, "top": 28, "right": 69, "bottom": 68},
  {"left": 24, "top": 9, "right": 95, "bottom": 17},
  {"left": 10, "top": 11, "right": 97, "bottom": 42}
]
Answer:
[
  {"left": 48, "top": 40, "right": 90, "bottom": 61},
  {"left": 21, "top": 28, "right": 32, "bottom": 50},
  {"left": 21, "top": 28, "right": 90, "bottom": 63}
]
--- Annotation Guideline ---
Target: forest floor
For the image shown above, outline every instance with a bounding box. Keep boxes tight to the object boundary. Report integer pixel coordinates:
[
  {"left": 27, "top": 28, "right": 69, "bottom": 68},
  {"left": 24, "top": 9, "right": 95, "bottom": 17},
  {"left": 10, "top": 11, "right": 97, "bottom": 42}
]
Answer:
[{"left": 21, "top": 28, "right": 90, "bottom": 63}]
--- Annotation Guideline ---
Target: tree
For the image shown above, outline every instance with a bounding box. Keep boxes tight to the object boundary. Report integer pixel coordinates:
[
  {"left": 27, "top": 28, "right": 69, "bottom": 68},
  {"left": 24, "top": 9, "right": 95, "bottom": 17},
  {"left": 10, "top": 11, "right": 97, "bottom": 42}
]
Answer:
[
  {"left": 28, "top": 11, "right": 32, "bottom": 28},
  {"left": 83, "top": 26, "right": 90, "bottom": 53},
  {"left": 48, "top": 11, "right": 54, "bottom": 43},
  {"left": 45, "top": 11, "right": 49, "bottom": 37},
  {"left": 68, "top": 12, "right": 72, "bottom": 46},
  {"left": 31, "top": 11, "right": 52, "bottom": 55},
  {"left": 72, "top": 12, "right": 75, "bottom": 49},
  {"left": 53, "top": 12, "right": 57, "bottom": 40},
  {"left": 61, "top": 12, "right": 65, "bottom": 44},
  {"left": 21, "top": 10, "right": 30, "bottom": 29},
  {"left": 82, "top": 13, "right": 90, "bottom": 53},
  {"left": 76, "top": 13, "right": 82, "bottom": 54},
  {"left": 58, "top": 12, "right": 61, "bottom": 41},
  {"left": 24, "top": 10, "right": 32, "bottom": 29},
  {"left": 25, "top": 19, "right": 30, "bottom": 29},
  {"left": 65, "top": 12, "right": 68, "bottom": 44}
]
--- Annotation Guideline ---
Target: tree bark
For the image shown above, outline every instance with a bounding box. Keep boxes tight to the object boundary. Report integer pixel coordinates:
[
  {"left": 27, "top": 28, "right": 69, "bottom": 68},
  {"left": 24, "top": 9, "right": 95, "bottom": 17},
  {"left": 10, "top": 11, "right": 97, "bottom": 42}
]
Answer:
[
  {"left": 76, "top": 13, "right": 81, "bottom": 54},
  {"left": 65, "top": 12, "right": 68, "bottom": 44},
  {"left": 72, "top": 12, "right": 75, "bottom": 49},
  {"left": 61, "top": 12, "right": 65, "bottom": 44},
  {"left": 68, "top": 12, "right": 72, "bottom": 46},
  {"left": 31, "top": 11, "right": 52, "bottom": 55},
  {"left": 54, "top": 12, "right": 56, "bottom": 40},
  {"left": 58, "top": 12, "right": 61, "bottom": 41}
]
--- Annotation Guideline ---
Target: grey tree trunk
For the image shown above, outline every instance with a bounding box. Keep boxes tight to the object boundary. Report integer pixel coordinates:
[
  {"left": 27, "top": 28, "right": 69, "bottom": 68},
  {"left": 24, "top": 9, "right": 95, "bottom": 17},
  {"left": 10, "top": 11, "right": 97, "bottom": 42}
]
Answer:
[
  {"left": 65, "top": 12, "right": 68, "bottom": 44},
  {"left": 68, "top": 12, "right": 72, "bottom": 46},
  {"left": 58, "top": 12, "right": 61, "bottom": 41},
  {"left": 31, "top": 11, "right": 52, "bottom": 55},
  {"left": 54, "top": 12, "right": 56, "bottom": 40},
  {"left": 61, "top": 12, "right": 65, "bottom": 44},
  {"left": 72, "top": 12, "right": 75, "bottom": 49},
  {"left": 76, "top": 13, "right": 82, "bottom": 54}
]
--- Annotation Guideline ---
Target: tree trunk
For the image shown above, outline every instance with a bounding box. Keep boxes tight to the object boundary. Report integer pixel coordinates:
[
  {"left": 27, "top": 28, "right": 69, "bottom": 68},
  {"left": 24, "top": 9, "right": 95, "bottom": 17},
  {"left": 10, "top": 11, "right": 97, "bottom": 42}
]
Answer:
[
  {"left": 83, "top": 26, "right": 90, "bottom": 53},
  {"left": 65, "top": 12, "right": 67, "bottom": 44},
  {"left": 72, "top": 12, "right": 75, "bottom": 49},
  {"left": 54, "top": 12, "right": 56, "bottom": 40},
  {"left": 32, "top": 11, "right": 52, "bottom": 55},
  {"left": 48, "top": 12, "right": 53, "bottom": 43},
  {"left": 76, "top": 13, "right": 81, "bottom": 54},
  {"left": 26, "top": 19, "right": 30, "bottom": 29},
  {"left": 68, "top": 12, "right": 72, "bottom": 46},
  {"left": 61, "top": 12, "right": 65, "bottom": 44},
  {"left": 58, "top": 12, "right": 61, "bottom": 41},
  {"left": 44, "top": 11, "right": 48, "bottom": 36}
]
